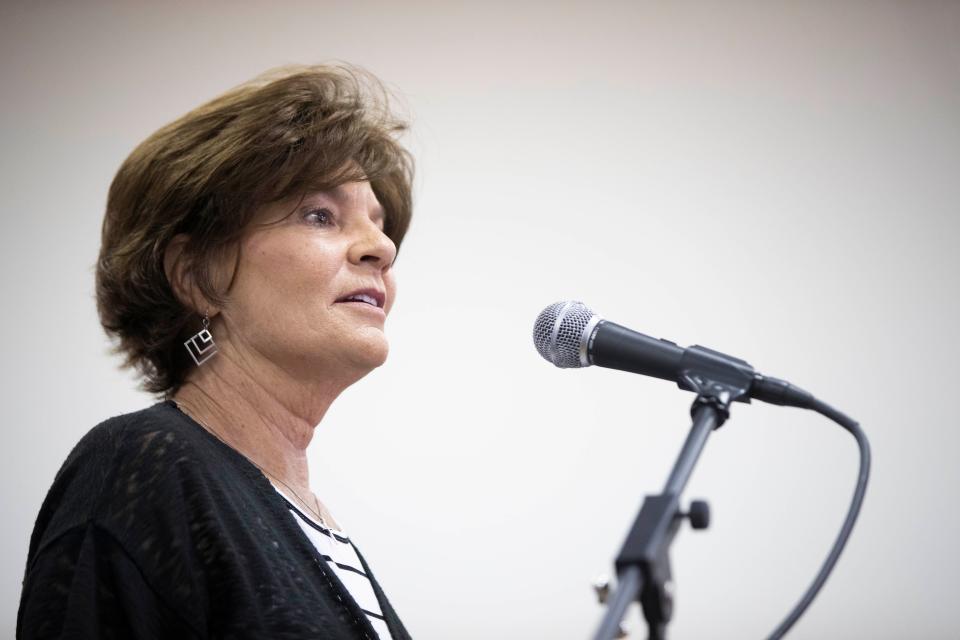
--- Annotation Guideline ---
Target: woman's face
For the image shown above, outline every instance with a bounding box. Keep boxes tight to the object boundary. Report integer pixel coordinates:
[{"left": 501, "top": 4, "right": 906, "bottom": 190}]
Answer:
[{"left": 216, "top": 180, "right": 397, "bottom": 381}]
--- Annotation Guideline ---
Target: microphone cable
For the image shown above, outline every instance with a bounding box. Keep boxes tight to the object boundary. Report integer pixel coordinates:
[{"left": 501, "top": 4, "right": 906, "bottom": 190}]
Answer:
[{"left": 766, "top": 398, "right": 871, "bottom": 639}]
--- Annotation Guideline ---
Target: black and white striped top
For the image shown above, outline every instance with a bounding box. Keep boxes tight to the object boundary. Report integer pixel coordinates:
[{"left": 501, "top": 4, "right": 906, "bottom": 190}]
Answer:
[{"left": 275, "top": 490, "right": 392, "bottom": 640}]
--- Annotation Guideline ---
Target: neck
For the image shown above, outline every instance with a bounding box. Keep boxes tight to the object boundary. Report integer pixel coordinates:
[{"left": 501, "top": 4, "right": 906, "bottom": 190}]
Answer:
[{"left": 171, "top": 339, "right": 362, "bottom": 495}]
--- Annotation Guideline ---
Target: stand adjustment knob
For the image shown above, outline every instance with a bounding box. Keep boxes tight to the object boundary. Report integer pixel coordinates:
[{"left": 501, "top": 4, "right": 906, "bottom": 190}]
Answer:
[{"left": 684, "top": 500, "right": 710, "bottom": 530}]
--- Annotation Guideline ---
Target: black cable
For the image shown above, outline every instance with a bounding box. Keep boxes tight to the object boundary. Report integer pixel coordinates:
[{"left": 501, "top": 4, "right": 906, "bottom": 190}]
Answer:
[{"left": 766, "top": 398, "right": 871, "bottom": 639}]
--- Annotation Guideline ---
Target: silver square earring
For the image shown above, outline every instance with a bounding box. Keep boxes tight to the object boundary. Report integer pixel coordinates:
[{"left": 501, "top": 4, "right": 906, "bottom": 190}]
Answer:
[{"left": 184, "top": 312, "right": 218, "bottom": 365}]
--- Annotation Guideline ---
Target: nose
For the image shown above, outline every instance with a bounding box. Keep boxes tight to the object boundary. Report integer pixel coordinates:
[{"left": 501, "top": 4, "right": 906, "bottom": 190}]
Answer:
[{"left": 348, "top": 218, "right": 397, "bottom": 269}]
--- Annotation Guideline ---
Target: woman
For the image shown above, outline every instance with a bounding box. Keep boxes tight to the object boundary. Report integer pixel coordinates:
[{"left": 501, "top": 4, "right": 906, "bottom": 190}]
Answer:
[{"left": 17, "top": 64, "right": 414, "bottom": 640}]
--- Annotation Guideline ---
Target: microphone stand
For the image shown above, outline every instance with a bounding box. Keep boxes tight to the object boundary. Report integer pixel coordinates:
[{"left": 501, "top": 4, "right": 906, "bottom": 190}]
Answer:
[{"left": 593, "top": 362, "right": 754, "bottom": 640}]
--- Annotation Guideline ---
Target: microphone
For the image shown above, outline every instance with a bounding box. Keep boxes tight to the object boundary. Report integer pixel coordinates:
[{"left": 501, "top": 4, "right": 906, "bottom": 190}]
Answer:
[{"left": 533, "top": 300, "right": 813, "bottom": 409}]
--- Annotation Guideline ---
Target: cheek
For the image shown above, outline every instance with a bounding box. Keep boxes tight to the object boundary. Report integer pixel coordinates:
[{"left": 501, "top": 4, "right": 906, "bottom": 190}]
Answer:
[{"left": 237, "top": 234, "right": 340, "bottom": 313}]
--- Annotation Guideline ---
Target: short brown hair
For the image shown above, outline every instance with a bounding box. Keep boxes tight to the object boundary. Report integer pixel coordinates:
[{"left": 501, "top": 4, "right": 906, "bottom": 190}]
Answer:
[{"left": 96, "top": 64, "right": 414, "bottom": 396}]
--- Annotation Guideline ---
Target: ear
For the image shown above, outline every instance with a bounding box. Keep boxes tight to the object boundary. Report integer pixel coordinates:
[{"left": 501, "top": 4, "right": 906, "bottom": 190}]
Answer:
[{"left": 164, "top": 234, "right": 217, "bottom": 316}]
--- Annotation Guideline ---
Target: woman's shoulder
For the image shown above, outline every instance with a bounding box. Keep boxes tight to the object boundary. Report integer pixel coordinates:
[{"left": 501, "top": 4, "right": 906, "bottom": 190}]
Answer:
[
  {"left": 52, "top": 400, "right": 211, "bottom": 500},
  {"left": 67, "top": 399, "right": 237, "bottom": 479},
  {"left": 71, "top": 399, "right": 202, "bottom": 457},
  {"left": 27, "top": 401, "right": 241, "bottom": 561},
  {"left": 20, "top": 401, "right": 230, "bottom": 638}
]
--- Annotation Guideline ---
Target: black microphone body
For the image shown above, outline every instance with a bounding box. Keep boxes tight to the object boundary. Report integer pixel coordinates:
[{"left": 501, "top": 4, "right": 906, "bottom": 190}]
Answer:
[
  {"left": 590, "top": 321, "right": 685, "bottom": 381},
  {"left": 534, "top": 301, "right": 813, "bottom": 409},
  {"left": 592, "top": 320, "right": 757, "bottom": 402}
]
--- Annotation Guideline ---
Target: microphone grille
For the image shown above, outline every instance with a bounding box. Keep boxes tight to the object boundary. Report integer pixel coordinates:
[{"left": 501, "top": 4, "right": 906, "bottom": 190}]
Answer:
[{"left": 532, "top": 301, "right": 598, "bottom": 368}]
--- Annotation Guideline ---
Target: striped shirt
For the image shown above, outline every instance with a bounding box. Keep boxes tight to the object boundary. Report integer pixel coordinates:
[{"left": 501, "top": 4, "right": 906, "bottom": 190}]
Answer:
[{"left": 275, "top": 489, "right": 392, "bottom": 639}]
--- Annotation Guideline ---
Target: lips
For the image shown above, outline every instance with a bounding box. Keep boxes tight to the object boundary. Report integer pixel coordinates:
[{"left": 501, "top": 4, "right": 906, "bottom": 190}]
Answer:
[{"left": 335, "top": 288, "right": 386, "bottom": 309}]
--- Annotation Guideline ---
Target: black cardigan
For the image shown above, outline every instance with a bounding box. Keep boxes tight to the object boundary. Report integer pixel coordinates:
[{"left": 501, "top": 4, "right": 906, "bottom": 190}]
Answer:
[{"left": 17, "top": 400, "right": 411, "bottom": 640}]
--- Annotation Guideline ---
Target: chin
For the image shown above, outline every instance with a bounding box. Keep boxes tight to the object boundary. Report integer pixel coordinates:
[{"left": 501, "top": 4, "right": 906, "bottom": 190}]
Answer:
[{"left": 347, "top": 332, "right": 390, "bottom": 371}]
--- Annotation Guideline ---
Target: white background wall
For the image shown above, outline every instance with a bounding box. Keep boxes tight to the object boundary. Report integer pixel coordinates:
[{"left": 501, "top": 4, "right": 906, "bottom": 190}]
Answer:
[{"left": 2, "top": 1, "right": 958, "bottom": 638}]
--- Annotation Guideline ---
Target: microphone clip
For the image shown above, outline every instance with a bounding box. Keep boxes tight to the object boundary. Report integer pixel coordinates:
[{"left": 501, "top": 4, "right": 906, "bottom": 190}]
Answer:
[{"left": 677, "top": 345, "right": 756, "bottom": 428}]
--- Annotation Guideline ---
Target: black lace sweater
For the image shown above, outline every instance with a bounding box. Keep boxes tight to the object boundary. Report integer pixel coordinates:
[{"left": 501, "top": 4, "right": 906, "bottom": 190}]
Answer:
[{"left": 17, "top": 400, "right": 411, "bottom": 640}]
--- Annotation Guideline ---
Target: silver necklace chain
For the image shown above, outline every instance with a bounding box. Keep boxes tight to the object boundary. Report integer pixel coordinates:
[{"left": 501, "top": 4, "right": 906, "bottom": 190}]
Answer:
[{"left": 172, "top": 399, "right": 334, "bottom": 531}]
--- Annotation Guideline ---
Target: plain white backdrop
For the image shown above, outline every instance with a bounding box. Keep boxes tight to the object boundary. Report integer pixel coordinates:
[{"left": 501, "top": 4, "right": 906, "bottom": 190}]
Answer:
[{"left": 2, "top": 1, "right": 958, "bottom": 638}]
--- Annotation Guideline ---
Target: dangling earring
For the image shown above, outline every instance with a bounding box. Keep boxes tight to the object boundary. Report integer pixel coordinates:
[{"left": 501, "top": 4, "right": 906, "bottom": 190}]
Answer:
[{"left": 184, "top": 312, "right": 218, "bottom": 365}]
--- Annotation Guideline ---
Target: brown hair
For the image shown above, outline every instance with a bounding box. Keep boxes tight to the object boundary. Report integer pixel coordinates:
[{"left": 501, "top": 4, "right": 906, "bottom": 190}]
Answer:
[{"left": 96, "top": 64, "right": 414, "bottom": 396}]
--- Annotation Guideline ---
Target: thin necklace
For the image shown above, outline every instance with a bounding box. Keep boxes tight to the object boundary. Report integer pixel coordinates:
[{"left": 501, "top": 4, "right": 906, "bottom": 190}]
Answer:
[{"left": 173, "top": 399, "right": 335, "bottom": 532}]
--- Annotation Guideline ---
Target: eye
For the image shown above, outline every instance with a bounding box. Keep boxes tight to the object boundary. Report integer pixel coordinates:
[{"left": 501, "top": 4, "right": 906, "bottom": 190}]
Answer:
[{"left": 303, "top": 207, "right": 334, "bottom": 227}]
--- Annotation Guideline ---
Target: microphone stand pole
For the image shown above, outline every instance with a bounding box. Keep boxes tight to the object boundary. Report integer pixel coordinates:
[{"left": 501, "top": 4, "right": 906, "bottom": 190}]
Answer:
[{"left": 593, "top": 373, "right": 749, "bottom": 640}]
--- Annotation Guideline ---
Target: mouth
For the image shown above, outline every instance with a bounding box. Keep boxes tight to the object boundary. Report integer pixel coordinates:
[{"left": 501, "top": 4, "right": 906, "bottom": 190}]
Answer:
[{"left": 335, "top": 288, "right": 386, "bottom": 310}]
